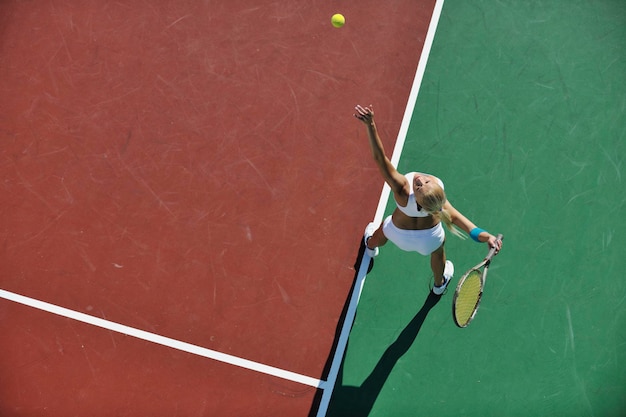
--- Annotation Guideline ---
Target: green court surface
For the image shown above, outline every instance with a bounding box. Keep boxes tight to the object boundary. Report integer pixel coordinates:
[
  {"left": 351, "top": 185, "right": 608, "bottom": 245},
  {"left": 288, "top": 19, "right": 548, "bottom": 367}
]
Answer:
[{"left": 327, "top": 1, "right": 625, "bottom": 416}]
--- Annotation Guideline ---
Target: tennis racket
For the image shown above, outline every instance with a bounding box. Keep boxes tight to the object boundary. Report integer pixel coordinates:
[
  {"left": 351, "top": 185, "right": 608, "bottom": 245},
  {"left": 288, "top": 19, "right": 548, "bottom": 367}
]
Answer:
[{"left": 452, "top": 234, "right": 503, "bottom": 328}]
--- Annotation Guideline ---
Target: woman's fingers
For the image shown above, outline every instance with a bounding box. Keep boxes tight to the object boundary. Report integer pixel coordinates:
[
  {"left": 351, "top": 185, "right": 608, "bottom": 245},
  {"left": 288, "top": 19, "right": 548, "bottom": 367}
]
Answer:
[{"left": 354, "top": 104, "right": 373, "bottom": 120}]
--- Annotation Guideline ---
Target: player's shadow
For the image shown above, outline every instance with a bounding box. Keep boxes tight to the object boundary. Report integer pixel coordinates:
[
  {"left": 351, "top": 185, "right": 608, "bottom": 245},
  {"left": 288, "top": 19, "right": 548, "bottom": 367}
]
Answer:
[
  {"left": 309, "top": 235, "right": 441, "bottom": 417},
  {"left": 324, "top": 291, "right": 441, "bottom": 416}
]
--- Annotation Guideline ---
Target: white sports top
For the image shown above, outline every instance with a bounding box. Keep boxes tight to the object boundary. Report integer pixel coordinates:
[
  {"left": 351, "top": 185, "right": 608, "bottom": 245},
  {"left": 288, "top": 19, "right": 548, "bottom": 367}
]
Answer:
[{"left": 394, "top": 172, "right": 445, "bottom": 217}]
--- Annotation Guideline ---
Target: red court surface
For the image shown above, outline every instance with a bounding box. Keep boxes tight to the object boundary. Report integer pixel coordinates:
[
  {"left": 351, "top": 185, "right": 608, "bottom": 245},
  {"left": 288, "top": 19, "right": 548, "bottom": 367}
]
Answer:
[{"left": 0, "top": 1, "right": 435, "bottom": 415}]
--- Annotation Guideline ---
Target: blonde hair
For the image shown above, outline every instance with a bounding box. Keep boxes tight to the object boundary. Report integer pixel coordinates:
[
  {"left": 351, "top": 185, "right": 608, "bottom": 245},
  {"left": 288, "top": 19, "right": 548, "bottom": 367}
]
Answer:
[{"left": 421, "top": 185, "right": 466, "bottom": 239}]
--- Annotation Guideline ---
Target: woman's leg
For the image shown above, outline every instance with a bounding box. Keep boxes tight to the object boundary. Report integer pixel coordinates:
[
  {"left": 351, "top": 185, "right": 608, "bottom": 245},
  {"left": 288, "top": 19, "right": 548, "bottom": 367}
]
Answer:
[
  {"left": 366, "top": 225, "right": 388, "bottom": 249},
  {"left": 431, "top": 243, "right": 454, "bottom": 295},
  {"left": 430, "top": 244, "right": 446, "bottom": 287}
]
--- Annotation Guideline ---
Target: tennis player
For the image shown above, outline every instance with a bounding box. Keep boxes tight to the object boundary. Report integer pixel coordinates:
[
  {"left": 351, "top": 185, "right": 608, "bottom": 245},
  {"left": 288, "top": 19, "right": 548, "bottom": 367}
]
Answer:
[{"left": 354, "top": 104, "right": 502, "bottom": 295}]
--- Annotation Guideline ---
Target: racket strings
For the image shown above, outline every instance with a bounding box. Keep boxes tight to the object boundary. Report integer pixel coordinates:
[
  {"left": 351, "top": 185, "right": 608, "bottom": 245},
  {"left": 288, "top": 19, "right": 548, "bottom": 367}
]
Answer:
[{"left": 454, "top": 270, "right": 482, "bottom": 326}]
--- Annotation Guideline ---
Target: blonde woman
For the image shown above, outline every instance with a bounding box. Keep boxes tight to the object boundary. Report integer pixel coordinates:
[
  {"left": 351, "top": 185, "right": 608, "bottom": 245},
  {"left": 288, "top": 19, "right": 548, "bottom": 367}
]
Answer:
[{"left": 354, "top": 105, "right": 502, "bottom": 295}]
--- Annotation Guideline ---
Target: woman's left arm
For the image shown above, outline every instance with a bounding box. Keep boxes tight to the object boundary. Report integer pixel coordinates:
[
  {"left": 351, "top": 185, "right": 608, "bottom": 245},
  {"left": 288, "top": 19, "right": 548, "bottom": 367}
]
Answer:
[{"left": 443, "top": 200, "right": 502, "bottom": 251}]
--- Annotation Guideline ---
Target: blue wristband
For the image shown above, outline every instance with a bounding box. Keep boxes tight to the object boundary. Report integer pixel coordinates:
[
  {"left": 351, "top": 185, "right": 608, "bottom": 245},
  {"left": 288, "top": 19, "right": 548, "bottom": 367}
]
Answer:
[{"left": 470, "top": 227, "right": 486, "bottom": 242}]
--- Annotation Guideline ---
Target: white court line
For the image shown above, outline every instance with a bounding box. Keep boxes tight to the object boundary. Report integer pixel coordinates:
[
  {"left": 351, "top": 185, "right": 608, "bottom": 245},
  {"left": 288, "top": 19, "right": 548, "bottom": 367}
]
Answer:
[
  {"left": 0, "top": 289, "right": 324, "bottom": 389},
  {"left": 314, "top": 1, "right": 445, "bottom": 415}
]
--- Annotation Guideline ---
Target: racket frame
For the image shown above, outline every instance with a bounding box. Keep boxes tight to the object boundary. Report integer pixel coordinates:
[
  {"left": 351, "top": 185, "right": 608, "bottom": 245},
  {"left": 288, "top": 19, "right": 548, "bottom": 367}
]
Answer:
[{"left": 452, "top": 234, "right": 503, "bottom": 328}]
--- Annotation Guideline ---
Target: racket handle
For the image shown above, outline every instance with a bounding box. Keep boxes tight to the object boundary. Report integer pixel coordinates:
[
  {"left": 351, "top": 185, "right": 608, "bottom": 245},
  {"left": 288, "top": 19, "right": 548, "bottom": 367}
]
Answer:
[{"left": 486, "top": 234, "right": 503, "bottom": 260}]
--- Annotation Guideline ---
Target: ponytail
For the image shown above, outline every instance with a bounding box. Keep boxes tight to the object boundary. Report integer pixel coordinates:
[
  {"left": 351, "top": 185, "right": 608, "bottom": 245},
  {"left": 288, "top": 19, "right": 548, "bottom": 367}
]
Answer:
[
  {"left": 421, "top": 183, "right": 465, "bottom": 239},
  {"left": 433, "top": 208, "right": 466, "bottom": 239}
]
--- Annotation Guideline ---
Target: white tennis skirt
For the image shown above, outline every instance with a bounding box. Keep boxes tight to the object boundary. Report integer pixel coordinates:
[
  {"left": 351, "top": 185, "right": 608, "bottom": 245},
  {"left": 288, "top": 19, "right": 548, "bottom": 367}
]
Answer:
[{"left": 382, "top": 215, "right": 445, "bottom": 256}]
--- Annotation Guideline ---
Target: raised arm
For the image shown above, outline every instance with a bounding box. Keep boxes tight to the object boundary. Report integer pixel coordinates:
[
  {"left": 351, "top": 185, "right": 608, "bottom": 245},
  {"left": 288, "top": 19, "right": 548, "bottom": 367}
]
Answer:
[{"left": 354, "top": 105, "right": 408, "bottom": 196}]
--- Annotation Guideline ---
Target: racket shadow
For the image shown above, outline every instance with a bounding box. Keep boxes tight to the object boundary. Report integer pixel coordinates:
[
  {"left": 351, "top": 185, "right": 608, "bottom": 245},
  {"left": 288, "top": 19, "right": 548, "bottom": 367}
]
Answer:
[{"left": 325, "top": 291, "right": 441, "bottom": 416}]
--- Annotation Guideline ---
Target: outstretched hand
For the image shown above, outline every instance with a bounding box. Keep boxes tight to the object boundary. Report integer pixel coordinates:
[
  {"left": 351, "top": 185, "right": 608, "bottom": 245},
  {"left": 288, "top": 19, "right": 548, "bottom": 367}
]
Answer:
[{"left": 354, "top": 104, "right": 374, "bottom": 124}]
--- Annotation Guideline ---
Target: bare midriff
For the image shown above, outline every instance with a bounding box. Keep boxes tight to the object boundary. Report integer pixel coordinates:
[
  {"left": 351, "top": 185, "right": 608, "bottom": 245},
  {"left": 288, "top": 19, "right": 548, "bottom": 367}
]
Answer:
[{"left": 391, "top": 209, "right": 439, "bottom": 230}]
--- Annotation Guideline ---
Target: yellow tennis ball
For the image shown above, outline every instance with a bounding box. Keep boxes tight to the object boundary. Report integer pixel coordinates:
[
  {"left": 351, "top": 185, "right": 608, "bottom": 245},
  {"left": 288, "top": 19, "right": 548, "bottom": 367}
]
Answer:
[{"left": 331, "top": 13, "right": 345, "bottom": 28}]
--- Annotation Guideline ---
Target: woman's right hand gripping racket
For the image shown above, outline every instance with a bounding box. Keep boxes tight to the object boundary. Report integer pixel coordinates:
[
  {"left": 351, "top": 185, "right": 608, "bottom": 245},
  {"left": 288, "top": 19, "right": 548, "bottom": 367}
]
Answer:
[{"left": 452, "top": 234, "right": 503, "bottom": 328}]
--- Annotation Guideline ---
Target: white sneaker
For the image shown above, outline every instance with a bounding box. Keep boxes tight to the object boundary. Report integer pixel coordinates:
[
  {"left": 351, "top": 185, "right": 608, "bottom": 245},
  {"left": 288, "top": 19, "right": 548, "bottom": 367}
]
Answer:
[
  {"left": 433, "top": 260, "right": 454, "bottom": 295},
  {"left": 363, "top": 222, "right": 379, "bottom": 258}
]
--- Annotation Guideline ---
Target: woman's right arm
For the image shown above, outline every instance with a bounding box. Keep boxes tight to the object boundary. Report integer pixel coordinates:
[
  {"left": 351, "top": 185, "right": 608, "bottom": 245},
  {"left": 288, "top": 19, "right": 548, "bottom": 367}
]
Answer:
[{"left": 354, "top": 105, "right": 408, "bottom": 195}]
